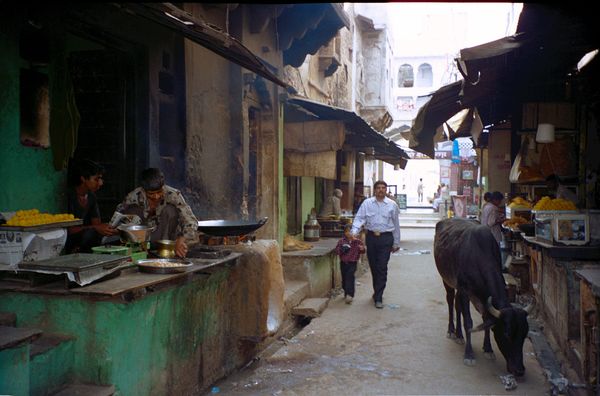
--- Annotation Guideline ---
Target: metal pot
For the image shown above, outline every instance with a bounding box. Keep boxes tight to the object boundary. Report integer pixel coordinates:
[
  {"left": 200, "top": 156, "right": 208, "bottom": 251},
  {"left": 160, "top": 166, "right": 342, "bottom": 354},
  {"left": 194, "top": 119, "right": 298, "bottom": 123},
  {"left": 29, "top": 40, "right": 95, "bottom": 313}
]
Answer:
[
  {"left": 117, "top": 224, "right": 155, "bottom": 244},
  {"left": 154, "top": 239, "right": 176, "bottom": 258}
]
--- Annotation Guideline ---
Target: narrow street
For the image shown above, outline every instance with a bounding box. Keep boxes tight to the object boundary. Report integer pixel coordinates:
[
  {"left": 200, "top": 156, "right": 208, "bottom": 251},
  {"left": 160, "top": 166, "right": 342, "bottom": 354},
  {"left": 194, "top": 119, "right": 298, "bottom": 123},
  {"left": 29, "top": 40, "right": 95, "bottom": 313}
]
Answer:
[{"left": 209, "top": 228, "right": 549, "bottom": 395}]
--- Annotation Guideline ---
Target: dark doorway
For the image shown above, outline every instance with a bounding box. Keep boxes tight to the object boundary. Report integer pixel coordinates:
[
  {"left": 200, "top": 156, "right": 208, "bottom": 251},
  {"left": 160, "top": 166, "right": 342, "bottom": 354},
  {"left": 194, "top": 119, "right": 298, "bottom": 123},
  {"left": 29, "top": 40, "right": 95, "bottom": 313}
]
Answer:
[{"left": 69, "top": 49, "right": 136, "bottom": 221}]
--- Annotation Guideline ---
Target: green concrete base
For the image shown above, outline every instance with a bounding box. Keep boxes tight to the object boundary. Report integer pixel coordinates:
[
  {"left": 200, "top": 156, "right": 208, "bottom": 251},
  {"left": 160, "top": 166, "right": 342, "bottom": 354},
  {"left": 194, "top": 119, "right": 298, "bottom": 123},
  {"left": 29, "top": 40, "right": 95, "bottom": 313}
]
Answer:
[
  {"left": 30, "top": 337, "right": 75, "bottom": 396},
  {"left": 0, "top": 344, "right": 30, "bottom": 396},
  {"left": 0, "top": 267, "right": 233, "bottom": 395}
]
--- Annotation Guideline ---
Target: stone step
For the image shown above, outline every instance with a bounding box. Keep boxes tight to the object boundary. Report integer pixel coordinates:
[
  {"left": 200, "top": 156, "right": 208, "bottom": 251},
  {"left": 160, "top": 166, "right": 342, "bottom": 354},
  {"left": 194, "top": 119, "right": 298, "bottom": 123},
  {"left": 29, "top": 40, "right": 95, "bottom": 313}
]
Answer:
[
  {"left": 0, "top": 325, "right": 42, "bottom": 351},
  {"left": 50, "top": 384, "right": 116, "bottom": 396},
  {"left": 30, "top": 333, "right": 76, "bottom": 396},
  {"left": 400, "top": 223, "right": 437, "bottom": 229},
  {"left": 30, "top": 332, "right": 75, "bottom": 357},
  {"left": 292, "top": 298, "right": 329, "bottom": 318},
  {"left": 0, "top": 311, "right": 16, "bottom": 327},
  {"left": 284, "top": 280, "right": 309, "bottom": 313}
]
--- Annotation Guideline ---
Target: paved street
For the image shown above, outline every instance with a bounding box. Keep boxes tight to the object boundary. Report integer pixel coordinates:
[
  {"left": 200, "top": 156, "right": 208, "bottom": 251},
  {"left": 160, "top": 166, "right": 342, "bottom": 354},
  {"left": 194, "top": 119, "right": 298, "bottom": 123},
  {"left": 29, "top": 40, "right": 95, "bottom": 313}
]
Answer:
[{"left": 209, "top": 228, "right": 550, "bottom": 395}]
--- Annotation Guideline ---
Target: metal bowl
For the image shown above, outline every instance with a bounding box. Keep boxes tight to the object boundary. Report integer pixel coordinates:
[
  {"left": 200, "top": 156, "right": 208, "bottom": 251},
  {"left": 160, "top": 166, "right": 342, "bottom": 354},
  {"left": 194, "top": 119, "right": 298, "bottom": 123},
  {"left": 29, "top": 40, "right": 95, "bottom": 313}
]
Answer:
[
  {"left": 117, "top": 224, "right": 155, "bottom": 243},
  {"left": 154, "top": 239, "right": 176, "bottom": 258}
]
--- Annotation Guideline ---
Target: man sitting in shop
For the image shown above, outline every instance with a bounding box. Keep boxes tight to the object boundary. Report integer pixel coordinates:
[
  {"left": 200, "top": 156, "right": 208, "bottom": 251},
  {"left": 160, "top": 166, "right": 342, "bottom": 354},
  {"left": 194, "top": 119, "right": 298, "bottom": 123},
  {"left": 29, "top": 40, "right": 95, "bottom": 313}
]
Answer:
[
  {"left": 116, "top": 168, "right": 198, "bottom": 258},
  {"left": 546, "top": 174, "right": 578, "bottom": 205},
  {"left": 65, "top": 159, "right": 119, "bottom": 253},
  {"left": 319, "top": 188, "right": 343, "bottom": 217}
]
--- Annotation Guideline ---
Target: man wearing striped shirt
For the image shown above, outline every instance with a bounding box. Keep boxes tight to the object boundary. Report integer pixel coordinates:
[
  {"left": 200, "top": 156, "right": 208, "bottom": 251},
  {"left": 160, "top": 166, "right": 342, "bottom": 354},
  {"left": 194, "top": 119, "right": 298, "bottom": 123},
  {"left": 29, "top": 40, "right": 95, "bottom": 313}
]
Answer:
[{"left": 351, "top": 180, "right": 401, "bottom": 308}]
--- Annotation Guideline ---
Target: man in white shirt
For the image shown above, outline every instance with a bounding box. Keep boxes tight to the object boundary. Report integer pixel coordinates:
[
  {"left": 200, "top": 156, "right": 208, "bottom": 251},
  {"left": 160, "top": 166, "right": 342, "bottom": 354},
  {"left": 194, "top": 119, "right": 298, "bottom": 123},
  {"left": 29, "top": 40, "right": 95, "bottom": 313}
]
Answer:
[{"left": 351, "top": 180, "right": 401, "bottom": 308}]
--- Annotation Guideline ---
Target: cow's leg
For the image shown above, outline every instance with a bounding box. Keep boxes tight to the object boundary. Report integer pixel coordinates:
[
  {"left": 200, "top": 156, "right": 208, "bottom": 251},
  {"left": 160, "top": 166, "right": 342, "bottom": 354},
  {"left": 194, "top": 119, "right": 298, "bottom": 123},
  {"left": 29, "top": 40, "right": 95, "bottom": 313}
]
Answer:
[
  {"left": 454, "top": 290, "right": 465, "bottom": 344},
  {"left": 457, "top": 291, "right": 475, "bottom": 366},
  {"left": 443, "top": 282, "right": 456, "bottom": 339},
  {"left": 483, "top": 326, "right": 496, "bottom": 360}
]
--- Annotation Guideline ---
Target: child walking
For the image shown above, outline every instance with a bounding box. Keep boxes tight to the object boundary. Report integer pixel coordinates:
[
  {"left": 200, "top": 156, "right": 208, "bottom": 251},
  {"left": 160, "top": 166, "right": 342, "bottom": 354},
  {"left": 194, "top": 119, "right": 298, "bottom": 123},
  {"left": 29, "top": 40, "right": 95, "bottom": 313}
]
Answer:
[{"left": 335, "top": 224, "right": 365, "bottom": 304}]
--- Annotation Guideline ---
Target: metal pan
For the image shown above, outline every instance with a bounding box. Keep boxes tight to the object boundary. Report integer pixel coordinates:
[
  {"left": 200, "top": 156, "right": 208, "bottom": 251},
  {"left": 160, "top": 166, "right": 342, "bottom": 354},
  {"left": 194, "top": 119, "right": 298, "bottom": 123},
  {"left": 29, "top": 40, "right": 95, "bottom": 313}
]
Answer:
[
  {"left": 197, "top": 217, "right": 268, "bottom": 236},
  {"left": 137, "top": 258, "right": 192, "bottom": 274}
]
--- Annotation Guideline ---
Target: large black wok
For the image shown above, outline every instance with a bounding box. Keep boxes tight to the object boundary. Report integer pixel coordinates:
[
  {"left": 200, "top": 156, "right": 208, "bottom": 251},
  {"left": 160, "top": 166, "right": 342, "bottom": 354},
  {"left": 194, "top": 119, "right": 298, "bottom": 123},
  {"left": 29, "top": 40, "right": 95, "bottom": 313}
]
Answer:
[{"left": 197, "top": 217, "right": 268, "bottom": 236}]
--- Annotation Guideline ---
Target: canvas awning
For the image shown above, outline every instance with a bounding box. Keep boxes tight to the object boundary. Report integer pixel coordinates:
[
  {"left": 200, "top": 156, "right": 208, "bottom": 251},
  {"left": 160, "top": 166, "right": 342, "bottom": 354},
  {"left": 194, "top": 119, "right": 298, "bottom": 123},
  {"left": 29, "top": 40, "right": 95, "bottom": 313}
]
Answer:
[
  {"left": 120, "top": 3, "right": 289, "bottom": 88},
  {"left": 286, "top": 96, "right": 409, "bottom": 167},
  {"left": 407, "top": 3, "right": 600, "bottom": 159}
]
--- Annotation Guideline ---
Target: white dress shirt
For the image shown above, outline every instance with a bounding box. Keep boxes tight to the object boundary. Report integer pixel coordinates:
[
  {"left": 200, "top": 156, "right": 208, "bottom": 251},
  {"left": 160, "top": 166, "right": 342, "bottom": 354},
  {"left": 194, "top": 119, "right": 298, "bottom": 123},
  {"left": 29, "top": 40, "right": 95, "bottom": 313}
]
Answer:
[{"left": 351, "top": 196, "right": 401, "bottom": 246}]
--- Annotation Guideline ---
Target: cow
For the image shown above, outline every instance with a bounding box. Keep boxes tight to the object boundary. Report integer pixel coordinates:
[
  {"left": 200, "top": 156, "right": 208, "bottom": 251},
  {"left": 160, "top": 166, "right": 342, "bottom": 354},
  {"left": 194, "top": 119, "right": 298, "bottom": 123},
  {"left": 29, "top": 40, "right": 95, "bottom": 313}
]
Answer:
[{"left": 433, "top": 217, "right": 530, "bottom": 376}]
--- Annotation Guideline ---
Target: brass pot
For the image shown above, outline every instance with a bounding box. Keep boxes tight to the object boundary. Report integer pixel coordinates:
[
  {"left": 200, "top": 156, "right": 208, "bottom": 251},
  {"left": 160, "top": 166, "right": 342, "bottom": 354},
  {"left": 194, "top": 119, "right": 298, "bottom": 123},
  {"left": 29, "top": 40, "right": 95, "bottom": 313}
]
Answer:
[{"left": 154, "top": 239, "right": 176, "bottom": 258}]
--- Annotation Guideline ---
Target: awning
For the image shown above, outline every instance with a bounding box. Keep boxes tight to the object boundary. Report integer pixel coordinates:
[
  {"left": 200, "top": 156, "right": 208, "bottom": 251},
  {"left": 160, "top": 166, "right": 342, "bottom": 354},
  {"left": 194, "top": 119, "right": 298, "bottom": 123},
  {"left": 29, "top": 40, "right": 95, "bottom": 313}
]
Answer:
[
  {"left": 286, "top": 96, "right": 409, "bottom": 167},
  {"left": 277, "top": 3, "right": 350, "bottom": 67},
  {"left": 407, "top": 3, "right": 600, "bottom": 159},
  {"left": 407, "top": 81, "right": 464, "bottom": 158},
  {"left": 120, "top": 3, "right": 289, "bottom": 88}
]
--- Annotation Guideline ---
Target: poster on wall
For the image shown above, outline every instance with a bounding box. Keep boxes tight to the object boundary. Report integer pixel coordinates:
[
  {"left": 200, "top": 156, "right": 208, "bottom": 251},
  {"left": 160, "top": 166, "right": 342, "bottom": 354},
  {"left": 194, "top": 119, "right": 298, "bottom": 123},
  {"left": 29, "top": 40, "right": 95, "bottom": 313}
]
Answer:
[{"left": 462, "top": 170, "right": 474, "bottom": 180}]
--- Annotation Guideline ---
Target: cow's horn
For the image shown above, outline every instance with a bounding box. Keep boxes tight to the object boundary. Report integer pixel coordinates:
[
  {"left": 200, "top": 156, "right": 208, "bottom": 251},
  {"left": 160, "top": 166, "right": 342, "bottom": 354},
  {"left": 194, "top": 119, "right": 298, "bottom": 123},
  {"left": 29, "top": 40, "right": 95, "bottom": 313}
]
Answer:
[{"left": 487, "top": 296, "right": 501, "bottom": 318}]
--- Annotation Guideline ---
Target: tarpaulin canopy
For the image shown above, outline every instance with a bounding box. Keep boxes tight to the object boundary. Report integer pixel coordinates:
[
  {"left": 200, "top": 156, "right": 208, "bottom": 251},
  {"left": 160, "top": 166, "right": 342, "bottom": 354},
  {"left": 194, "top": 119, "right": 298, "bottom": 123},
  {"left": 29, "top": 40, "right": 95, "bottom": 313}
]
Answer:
[
  {"left": 286, "top": 96, "right": 409, "bottom": 167},
  {"left": 407, "top": 3, "right": 600, "bottom": 158}
]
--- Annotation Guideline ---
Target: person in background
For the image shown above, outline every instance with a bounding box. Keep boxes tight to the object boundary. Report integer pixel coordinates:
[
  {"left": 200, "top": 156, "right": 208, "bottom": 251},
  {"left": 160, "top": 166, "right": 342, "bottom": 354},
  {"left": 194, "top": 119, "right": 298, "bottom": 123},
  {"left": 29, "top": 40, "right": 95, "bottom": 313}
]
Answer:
[
  {"left": 335, "top": 224, "right": 365, "bottom": 304},
  {"left": 319, "top": 188, "right": 343, "bottom": 217},
  {"left": 116, "top": 168, "right": 198, "bottom": 258},
  {"left": 417, "top": 178, "right": 424, "bottom": 203},
  {"left": 65, "top": 159, "right": 118, "bottom": 253},
  {"left": 546, "top": 174, "right": 578, "bottom": 205},
  {"left": 480, "top": 191, "right": 505, "bottom": 244},
  {"left": 351, "top": 180, "right": 401, "bottom": 309}
]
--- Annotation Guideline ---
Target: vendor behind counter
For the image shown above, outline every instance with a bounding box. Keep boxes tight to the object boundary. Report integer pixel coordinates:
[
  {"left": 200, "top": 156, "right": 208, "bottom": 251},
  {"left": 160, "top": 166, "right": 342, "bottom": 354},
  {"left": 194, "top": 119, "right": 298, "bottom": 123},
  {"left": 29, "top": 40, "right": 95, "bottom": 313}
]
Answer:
[{"left": 65, "top": 159, "right": 118, "bottom": 253}]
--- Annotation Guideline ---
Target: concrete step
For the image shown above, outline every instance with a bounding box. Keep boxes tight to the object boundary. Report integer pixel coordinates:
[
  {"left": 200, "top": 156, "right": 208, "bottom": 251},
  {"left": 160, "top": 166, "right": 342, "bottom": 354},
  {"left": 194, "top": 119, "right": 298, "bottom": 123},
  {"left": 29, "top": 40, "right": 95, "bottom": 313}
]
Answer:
[
  {"left": 292, "top": 298, "right": 329, "bottom": 318},
  {"left": 0, "top": 325, "right": 42, "bottom": 351},
  {"left": 30, "top": 333, "right": 76, "bottom": 396},
  {"left": 284, "top": 280, "right": 309, "bottom": 313},
  {"left": 51, "top": 384, "right": 115, "bottom": 396},
  {"left": 0, "top": 325, "right": 43, "bottom": 395},
  {"left": 0, "top": 311, "right": 16, "bottom": 327}
]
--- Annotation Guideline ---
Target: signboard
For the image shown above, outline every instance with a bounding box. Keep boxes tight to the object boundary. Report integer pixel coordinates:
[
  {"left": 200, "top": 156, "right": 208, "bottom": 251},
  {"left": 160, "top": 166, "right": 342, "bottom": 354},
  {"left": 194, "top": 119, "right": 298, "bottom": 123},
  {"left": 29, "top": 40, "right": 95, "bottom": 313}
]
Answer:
[{"left": 395, "top": 194, "right": 407, "bottom": 210}]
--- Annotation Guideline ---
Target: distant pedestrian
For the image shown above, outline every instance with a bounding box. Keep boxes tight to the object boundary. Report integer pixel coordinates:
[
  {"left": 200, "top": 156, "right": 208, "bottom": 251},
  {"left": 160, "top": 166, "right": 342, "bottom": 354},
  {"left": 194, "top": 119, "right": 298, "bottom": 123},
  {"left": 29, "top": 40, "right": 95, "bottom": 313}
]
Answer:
[
  {"left": 417, "top": 178, "right": 424, "bottom": 202},
  {"left": 481, "top": 191, "right": 505, "bottom": 244},
  {"left": 351, "top": 180, "right": 401, "bottom": 308},
  {"left": 335, "top": 224, "right": 365, "bottom": 304}
]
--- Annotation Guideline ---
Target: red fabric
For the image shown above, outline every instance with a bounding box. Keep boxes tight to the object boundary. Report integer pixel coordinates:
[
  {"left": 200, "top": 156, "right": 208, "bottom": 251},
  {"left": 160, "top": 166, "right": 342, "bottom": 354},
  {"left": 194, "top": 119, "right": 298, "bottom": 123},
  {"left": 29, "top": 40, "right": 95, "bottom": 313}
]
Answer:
[{"left": 335, "top": 236, "right": 365, "bottom": 263}]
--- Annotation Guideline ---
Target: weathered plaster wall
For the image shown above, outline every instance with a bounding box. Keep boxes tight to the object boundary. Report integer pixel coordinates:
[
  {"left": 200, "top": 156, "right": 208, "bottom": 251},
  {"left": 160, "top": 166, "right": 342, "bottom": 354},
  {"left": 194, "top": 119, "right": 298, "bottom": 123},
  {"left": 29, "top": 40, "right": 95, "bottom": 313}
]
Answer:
[{"left": 0, "top": 19, "right": 66, "bottom": 213}]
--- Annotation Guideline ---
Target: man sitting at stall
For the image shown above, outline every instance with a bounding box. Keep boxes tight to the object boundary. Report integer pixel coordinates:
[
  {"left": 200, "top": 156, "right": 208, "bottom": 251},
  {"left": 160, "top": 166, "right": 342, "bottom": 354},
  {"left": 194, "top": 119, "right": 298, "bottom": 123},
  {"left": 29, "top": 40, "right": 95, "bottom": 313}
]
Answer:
[
  {"left": 546, "top": 174, "right": 578, "bottom": 205},
  {"left": 65, "top": 159, "right": 119, "bottom": 253},
  {"left": 116, "top": 168, "right": 198, "bottom": 258},
  {"left": 319, "top": 188, "right": 343, "bottom": 217}
]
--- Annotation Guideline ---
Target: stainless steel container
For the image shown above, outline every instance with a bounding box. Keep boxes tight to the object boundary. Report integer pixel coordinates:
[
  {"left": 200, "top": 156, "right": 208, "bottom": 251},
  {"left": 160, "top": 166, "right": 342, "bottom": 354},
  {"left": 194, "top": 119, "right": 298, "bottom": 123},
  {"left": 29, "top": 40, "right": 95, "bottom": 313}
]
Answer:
[{"left": 303, "top": 213, "right": 320, "bottom": 242}]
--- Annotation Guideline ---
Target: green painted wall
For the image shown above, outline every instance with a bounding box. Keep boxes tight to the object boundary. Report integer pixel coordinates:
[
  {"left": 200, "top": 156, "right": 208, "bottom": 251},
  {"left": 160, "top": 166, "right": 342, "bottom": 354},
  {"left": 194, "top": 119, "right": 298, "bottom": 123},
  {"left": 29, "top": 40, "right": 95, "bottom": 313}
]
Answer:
[
  {"left": 0, "top": 21, "right": 66, "bottom": 213},
  {"left": 0, "top": 344, "right": 30, "bottom": 396},
  {"left": 30, "top": 338, "right": 75, "bottom": 395},
  {"left": 0, "top": 269, "right": 232, "bottom": 395},
  {"left": 301, "top": 176, "right": 316, "bottom": 225}
]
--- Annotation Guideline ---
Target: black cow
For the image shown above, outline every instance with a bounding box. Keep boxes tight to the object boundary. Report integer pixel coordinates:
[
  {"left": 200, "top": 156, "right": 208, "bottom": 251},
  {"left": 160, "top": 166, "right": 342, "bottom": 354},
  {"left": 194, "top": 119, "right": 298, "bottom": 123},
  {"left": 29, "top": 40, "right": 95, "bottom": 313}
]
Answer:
[{"left": 433, "top": 218, "right": 530, "bottom": 376}]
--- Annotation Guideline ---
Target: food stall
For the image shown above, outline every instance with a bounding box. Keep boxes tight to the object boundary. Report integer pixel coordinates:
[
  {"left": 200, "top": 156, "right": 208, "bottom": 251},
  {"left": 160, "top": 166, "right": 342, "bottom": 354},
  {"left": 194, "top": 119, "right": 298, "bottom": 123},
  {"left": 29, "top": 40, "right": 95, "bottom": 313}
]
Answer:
[
  {"left": 500, "top": 191, "right": 600, "bottom": 380},
  {"left": 0, "top": 210, "right": 290, "bottom": 395}
]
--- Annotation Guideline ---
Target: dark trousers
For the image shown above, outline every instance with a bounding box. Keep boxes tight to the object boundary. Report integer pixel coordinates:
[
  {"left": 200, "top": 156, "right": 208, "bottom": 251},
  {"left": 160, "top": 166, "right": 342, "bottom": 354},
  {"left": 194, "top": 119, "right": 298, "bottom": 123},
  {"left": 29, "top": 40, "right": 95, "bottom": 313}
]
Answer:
[
  {"left": 365, "top": 232, "right": 394, "bottom": 302},
  {"left": 340, "top": 261, "right": 357, "bottom": 297},
  {"left": 65, "top": 228, "right": 102, "bottom": 253}
]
